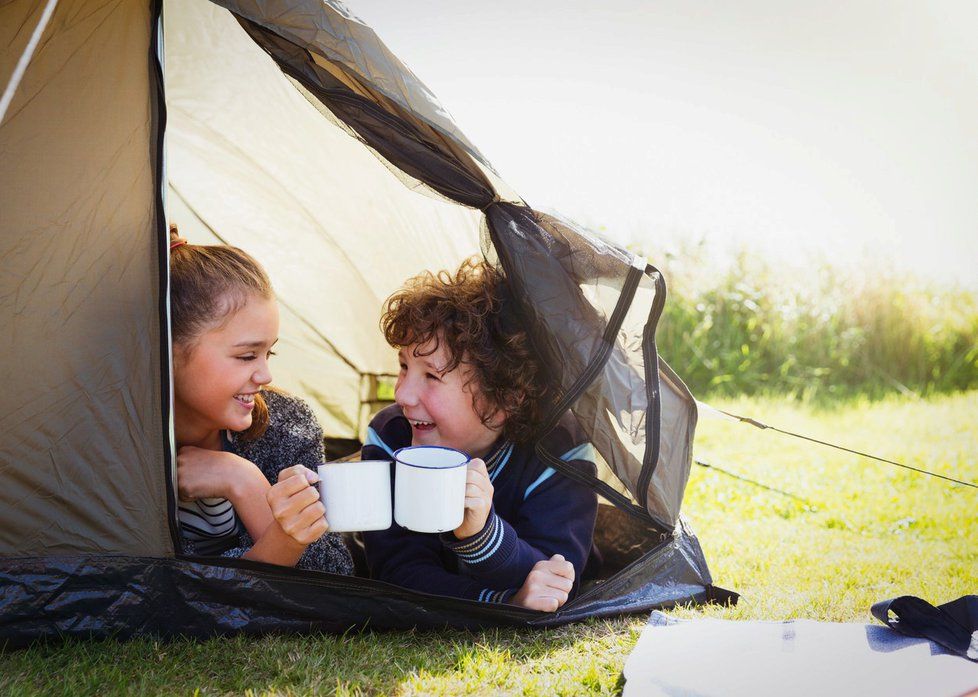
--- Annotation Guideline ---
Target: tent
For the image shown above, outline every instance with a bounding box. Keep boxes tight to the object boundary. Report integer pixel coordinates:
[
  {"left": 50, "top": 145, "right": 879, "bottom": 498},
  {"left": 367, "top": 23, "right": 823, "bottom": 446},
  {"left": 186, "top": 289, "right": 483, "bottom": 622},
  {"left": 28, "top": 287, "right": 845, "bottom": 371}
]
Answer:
[{"left": 0, "top": 0, "right": 731, "bottom": 646}]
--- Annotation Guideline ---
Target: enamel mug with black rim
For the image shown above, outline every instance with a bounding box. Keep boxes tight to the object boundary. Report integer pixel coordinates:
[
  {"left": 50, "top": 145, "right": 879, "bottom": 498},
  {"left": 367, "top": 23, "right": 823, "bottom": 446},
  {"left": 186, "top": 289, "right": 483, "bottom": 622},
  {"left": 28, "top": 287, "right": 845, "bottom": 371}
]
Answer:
[{"left": 393, "top": 446, "right": 469, "bottom": 533}]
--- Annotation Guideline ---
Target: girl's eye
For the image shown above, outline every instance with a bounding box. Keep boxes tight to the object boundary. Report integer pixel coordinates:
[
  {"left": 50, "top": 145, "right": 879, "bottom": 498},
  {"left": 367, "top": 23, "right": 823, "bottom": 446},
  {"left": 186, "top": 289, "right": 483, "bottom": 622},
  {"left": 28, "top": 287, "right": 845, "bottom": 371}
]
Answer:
[
  {"left": 426, "top": 373, "right": 441, "bottom": 382},
  {"left": 238, "top": 354, "right": 256, "bottom": 362}
]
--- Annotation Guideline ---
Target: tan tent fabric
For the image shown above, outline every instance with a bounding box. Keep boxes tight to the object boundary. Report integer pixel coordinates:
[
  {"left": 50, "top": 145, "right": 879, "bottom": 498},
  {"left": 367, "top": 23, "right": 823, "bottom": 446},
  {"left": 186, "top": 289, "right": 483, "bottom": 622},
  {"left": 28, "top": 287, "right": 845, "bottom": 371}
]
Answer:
[
  {"left": 0, "top": 0, "right": 170, "bottom": 556},
  {"left": 164, "top": 0, "right": 482, "bottom": 438}
]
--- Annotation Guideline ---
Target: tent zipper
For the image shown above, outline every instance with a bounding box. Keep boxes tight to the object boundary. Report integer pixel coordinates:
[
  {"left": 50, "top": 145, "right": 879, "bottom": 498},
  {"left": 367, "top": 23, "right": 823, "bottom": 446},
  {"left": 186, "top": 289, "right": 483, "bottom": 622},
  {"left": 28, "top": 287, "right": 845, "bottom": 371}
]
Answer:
[
  {"left": 635, "top": 265, "right": 667, "bottom": 512},
  {"left": 151, "top": 0, "right": 181, "bottom": 553},
  {"left": 537, "top": 261, "right": 645, "bottom": 437}
]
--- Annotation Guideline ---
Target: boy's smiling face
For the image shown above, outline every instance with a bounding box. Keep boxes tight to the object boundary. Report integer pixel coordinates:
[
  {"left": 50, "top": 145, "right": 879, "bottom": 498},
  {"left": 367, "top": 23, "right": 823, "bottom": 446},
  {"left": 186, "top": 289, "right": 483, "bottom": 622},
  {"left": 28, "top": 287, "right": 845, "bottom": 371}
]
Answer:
[{"left": 395, "top": 338, "right": 502, "bottom": 459}]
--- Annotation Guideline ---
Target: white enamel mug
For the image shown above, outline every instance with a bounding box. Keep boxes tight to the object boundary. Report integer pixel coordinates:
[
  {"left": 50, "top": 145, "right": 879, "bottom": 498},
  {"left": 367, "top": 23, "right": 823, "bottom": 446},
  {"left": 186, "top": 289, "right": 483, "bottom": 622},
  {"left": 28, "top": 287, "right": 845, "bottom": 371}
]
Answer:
[
  {"left": 393, "top": 446, "right": 469, "bottom": 533},
  {"left": 317, "top": 460, "right": 392, "bottom": 532}
]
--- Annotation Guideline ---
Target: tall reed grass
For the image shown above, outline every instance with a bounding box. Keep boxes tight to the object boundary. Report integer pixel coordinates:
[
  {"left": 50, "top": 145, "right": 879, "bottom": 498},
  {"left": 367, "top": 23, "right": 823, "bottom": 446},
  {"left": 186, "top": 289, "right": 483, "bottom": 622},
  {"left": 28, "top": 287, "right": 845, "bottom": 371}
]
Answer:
[{"left": 641, "top": 244, "right": 978, "bottom": 400}]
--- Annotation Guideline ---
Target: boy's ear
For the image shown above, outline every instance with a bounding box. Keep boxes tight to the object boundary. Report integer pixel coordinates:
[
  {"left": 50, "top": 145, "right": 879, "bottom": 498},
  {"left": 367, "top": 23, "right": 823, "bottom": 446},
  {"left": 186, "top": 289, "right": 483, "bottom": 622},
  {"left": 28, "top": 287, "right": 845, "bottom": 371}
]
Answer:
[
  {"left": 474, "top": 392, "right": 506, "bottom": 432},
  {"left": 487, "top": 408, "right": 506, "bottom": 431}
]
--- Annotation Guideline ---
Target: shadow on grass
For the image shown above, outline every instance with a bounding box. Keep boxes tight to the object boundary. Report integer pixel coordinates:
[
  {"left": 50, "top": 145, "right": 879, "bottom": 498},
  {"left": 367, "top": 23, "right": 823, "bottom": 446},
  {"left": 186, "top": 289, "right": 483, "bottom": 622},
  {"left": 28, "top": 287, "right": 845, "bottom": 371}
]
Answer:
[{"left": 0, "top": 618, "right": 642, "bottom": 695}]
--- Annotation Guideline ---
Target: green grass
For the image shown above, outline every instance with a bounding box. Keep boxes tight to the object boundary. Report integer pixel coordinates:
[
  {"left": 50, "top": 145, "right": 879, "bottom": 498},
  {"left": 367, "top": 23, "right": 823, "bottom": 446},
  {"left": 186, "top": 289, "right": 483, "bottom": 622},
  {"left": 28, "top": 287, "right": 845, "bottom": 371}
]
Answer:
[{"left": 3, "top": 392, "right": 975, "bottom": 695}]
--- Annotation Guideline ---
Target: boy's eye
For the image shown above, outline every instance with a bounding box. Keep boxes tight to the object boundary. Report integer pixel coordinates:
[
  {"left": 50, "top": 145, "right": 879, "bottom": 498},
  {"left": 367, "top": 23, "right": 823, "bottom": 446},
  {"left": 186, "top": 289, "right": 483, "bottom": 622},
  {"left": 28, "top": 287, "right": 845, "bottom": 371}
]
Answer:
[
  {"left": 238, "top": 354, "right": 256, "bottom": 361},
  {"left": 426, "top": 372, "right": 442, "bottom": 382}
]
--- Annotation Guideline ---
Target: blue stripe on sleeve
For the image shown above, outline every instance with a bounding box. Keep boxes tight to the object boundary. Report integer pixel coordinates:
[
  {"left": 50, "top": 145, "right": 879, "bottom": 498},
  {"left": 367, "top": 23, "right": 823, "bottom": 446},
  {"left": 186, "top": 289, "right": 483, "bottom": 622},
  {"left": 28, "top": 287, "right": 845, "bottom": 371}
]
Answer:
[
  {"left": 365, "top": 427, "right": 395, "bottom": 457},
  {"left": 560, "top": 442, "right": 597, "bottom": 463},
  {"left": 488, "top": 443, "right": 514, "bottom": 483},
  {"left": 464, "top": 520, "right": 505, "bottom": 563},
  {"left": 523, "top": 467, "right": 556, "bottom": 500}
]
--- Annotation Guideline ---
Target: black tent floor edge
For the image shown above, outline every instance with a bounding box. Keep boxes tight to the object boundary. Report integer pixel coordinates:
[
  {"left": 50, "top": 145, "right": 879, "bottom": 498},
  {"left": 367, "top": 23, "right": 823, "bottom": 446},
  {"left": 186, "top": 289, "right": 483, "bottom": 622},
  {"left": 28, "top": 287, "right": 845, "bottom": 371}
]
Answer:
[{"left": 0, "top": 531, "right": 719, "bottom": 647}]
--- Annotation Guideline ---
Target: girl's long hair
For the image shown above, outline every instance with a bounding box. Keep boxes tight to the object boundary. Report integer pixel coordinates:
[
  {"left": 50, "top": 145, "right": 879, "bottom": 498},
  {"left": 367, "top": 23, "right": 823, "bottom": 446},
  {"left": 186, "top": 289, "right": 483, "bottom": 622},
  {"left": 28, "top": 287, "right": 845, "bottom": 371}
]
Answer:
[{"left": 169, "top": 224, "right": 274, "bottom": 441}]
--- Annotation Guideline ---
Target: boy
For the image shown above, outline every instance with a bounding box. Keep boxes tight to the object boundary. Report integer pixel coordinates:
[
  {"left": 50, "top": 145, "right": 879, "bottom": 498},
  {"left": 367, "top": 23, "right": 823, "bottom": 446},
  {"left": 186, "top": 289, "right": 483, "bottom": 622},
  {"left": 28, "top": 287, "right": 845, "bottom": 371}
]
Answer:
[{"left": 362, "top": 259, "right": 598, "bottom": 611}]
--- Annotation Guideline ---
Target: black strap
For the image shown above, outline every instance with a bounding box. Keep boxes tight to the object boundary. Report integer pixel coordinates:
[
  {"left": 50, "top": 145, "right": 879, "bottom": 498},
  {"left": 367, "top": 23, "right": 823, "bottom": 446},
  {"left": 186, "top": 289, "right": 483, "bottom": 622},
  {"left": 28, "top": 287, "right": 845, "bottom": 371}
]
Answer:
[{"left": 871, "top": 594, "right": 978, "bottom": 661}]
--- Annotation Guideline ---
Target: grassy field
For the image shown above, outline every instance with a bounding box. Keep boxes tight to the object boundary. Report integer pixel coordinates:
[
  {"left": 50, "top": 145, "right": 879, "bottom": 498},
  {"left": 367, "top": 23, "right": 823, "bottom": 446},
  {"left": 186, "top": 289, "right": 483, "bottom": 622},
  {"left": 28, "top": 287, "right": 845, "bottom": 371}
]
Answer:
[{"left": 2, "top": 391, "right": 975, "bottom": 695}]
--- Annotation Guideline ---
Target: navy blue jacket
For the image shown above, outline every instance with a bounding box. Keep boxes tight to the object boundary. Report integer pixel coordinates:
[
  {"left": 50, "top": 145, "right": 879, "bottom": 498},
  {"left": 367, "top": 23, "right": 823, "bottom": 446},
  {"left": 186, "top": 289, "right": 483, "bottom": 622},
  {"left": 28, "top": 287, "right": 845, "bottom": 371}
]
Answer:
[{"left": 362, "top": 405, "right": 598, "bottom": 603}]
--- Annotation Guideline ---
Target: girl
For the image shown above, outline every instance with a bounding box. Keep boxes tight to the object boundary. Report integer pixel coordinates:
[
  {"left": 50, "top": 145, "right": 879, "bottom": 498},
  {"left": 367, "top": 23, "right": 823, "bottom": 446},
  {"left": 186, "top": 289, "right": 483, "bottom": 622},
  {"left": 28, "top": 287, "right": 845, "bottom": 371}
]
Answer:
[{"left": 170, "top": 225, "right": 352, "bottom": 573}]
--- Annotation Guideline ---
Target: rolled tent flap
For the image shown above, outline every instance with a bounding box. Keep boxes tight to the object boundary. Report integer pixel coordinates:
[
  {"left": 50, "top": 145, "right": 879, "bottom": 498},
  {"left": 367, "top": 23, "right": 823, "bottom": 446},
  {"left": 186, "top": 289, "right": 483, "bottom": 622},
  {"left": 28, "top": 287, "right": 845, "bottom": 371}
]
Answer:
[{"left": 0, "top": 0, "right": 171, "bottom": 557}]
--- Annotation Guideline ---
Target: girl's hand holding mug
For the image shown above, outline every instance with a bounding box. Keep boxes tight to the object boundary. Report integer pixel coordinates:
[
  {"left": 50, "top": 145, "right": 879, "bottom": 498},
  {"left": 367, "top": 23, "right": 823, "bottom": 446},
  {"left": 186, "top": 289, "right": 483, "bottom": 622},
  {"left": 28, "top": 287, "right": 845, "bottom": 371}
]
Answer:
[{"left": 267, "top": 465, "right": 329, "bottom": 546}]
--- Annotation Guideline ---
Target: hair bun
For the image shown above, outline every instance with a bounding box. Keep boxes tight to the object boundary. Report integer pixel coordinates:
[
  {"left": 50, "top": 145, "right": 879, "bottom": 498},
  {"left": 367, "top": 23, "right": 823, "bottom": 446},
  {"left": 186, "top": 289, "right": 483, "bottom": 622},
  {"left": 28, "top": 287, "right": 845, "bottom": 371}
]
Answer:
[{"left": 168, "top": 223, "right": 188, "bottom": 250}]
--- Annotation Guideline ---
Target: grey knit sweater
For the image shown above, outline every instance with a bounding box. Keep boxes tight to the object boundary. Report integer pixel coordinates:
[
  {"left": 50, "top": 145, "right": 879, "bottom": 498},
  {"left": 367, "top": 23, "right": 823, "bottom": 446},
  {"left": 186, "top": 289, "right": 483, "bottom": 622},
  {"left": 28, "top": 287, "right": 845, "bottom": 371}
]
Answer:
[{"left": 180, "top": 389, "right": 354, "bottom": 575}]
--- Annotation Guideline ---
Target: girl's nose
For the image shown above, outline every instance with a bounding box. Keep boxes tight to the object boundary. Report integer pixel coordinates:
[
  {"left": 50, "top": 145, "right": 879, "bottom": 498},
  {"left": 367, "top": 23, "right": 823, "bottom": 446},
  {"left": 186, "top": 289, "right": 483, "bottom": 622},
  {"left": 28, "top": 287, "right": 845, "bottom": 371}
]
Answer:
[{"left": 253, "top": 358, "right": 273, "bottom": 386}]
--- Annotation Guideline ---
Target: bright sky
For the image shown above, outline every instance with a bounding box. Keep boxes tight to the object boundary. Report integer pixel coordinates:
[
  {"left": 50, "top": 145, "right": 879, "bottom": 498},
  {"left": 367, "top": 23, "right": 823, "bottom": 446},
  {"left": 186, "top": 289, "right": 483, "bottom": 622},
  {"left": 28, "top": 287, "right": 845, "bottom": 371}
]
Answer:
[{"left": 350, "top": 1, "right": 978, "bottom": 288}]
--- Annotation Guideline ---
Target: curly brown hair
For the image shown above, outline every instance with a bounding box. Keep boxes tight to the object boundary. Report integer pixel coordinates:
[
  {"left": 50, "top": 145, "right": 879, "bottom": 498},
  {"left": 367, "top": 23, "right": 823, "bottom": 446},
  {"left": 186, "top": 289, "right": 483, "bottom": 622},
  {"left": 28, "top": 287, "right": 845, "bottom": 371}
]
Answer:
[{"left": 381, "top": 257, "right": 553, "bottom": 445}]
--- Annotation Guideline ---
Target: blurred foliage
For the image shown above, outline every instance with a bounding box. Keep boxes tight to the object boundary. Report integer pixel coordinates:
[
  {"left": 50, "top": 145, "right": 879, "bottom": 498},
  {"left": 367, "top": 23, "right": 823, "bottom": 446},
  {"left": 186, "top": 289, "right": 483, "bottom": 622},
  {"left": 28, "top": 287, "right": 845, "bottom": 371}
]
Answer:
[{"left": 634, "top": 242, "right": 978, "bottom": 401}]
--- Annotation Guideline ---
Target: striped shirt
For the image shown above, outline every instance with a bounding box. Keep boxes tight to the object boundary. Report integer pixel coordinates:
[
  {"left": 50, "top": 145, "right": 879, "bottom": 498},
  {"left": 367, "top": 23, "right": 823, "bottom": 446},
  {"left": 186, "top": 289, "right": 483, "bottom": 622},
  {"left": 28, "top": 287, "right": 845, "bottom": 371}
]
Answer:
[{"left": 178, "top": 431, "right": 241, "bottom": 556}]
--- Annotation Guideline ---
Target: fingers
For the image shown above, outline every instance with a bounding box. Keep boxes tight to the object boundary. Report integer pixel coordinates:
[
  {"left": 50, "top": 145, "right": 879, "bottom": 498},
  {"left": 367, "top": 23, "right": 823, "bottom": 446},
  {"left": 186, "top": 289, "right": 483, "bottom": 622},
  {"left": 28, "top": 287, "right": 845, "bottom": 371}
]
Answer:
[
  {"left": 466, "top": 462, "right": 492, "bottom": 490},
  {"left": 277, "top": 464, "right": 318, "bottom": 485},
  {"left": 536, "top": 596, "right": 560, "bottom": 613},
  {"left": 533, "top": 567, "right": 573, "bottom": 594},
  {"left": 530, "top": 559, "right": 574, "bottom": 590},
  {"left": 272, "top": 486, "right": 328, "bottom": 544},
  {"left": 520, "top": 578, "right": 570, "bottom": 611},
  {"left": 464, "top": 462, "right": 493, "bottom": 511},
  {"left": 283, "top": 507, "right": 329, "bottom": 545},
  {"left": 275, "top": 471, "right": 319, "bottom": 499},
  {"left": 463, "top": 482, "right": 491, "bottom": 509},
  {"left": 547, "top": 554, "right": 576, "bottom": 581},
  {"left": 269, "top": 478, "right": 321, "bottom": 513}
]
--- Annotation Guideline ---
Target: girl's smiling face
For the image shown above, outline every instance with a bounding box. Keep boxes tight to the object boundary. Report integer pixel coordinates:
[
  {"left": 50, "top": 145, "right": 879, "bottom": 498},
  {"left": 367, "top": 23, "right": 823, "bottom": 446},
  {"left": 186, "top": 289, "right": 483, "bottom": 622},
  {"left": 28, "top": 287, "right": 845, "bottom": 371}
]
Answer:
[
  {"left": 173, "top": 293, "right": 280, "bottom": 449},
  {"left": 394, "top": 337, "right": 502, "bottom": 459}
]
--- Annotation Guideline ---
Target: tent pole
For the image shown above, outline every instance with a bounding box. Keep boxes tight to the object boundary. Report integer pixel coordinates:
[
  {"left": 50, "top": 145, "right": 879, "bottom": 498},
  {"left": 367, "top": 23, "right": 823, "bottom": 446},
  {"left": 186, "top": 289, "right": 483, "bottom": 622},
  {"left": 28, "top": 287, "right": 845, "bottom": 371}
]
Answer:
[{"left": 0, "top": 0, "right": 60, "bottom": 126}]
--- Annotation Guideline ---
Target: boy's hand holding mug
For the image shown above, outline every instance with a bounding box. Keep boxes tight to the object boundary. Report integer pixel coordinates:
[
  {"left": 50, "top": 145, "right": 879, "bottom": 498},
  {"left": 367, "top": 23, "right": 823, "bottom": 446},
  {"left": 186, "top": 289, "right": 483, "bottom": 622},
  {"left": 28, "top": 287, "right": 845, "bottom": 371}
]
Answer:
[
  {"left": 267, "top": 465, "right": 329, "bottom": 545},
  {"left": 453, "top": 458, "right": 493, "bottom": 539}
]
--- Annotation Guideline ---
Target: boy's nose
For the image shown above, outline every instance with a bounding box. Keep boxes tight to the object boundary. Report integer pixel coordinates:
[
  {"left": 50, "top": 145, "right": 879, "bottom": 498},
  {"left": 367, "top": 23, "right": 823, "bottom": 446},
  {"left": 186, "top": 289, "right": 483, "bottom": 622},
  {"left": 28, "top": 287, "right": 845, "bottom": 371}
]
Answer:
[{"left": 394, "top": 377, "right": 418, "bottom": 407}]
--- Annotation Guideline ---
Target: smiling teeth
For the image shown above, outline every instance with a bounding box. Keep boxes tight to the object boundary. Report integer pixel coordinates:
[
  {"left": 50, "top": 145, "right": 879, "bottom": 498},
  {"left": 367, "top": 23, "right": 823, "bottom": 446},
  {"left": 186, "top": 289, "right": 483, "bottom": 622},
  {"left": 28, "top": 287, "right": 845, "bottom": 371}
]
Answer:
[
  {"left": 410, "top": 419, "right": 434, "bottom": 427},
  {"left": 235, "top": 393, "right": 255, "bottom": 403}
]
